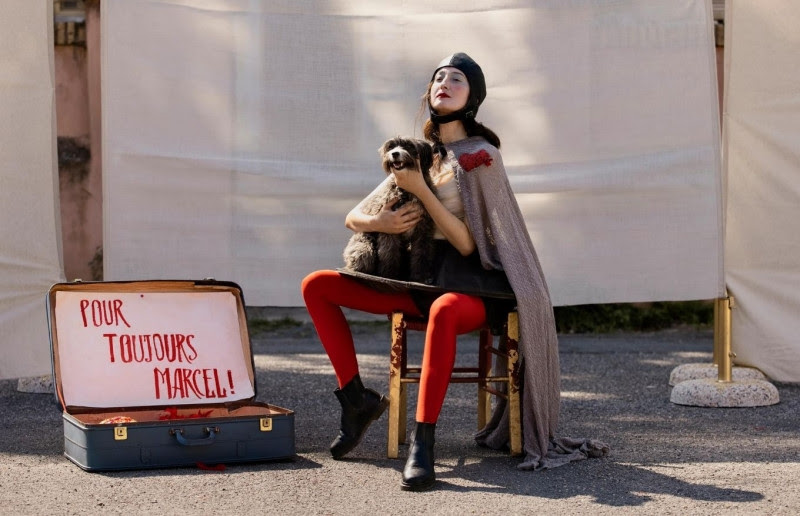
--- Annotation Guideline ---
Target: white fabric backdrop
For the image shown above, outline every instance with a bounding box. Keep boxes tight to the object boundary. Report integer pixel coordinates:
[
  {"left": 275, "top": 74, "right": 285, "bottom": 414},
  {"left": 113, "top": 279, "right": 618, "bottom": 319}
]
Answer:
[
  {"left": 103, "top": 0, "right": 724, "bottom": 307},
  {"left": 0, "top": 1, "right": 64, "bottom": 379},
  {"left": 724, "top": 0, "right": 800, "bottom": 381}
]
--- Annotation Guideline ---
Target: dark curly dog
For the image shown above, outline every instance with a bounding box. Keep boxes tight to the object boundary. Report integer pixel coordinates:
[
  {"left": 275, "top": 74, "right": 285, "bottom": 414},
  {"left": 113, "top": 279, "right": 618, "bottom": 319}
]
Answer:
[{"left": 343, "top": 137, "right": 436, "bottom": 283}]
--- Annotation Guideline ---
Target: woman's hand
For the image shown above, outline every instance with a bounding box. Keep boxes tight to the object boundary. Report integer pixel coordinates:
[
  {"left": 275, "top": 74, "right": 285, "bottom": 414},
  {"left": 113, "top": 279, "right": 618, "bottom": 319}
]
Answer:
[
  {"left": 391, "top": 165, "right": 431, "bottom": 197},
  {"left": 345, "top": 174, "right": 423, "bottom": 234},
  {"left": 372, "top": 201, "right": 423, "bottom": 234},
  {"left": 394, "top": 166, "right": 477, "bottom": 256}
]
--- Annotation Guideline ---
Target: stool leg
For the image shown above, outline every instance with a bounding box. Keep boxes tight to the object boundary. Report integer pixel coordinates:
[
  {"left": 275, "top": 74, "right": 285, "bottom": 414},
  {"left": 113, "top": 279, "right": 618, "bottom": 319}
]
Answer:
[
  {"left": 477, "top": 328, "right": 492, "bottom": 430},
  {"left": 399, "top": 323, "right": 408, "bottom": 445},
  {"left": 506, "top": 311, "right": 522, "bottom": 456},
  {"left": 399, "top": 384, "right": 407, "bottom": 444},
  {"left": 388, "top": 312, "right": 404, "bottom": 459}
]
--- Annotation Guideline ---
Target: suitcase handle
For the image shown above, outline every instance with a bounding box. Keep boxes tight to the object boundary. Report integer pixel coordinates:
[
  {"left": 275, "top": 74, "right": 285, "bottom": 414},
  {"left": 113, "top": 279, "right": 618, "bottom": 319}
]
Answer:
[{"left": 170, "top": 427, "right": 219, "bottom": 447}]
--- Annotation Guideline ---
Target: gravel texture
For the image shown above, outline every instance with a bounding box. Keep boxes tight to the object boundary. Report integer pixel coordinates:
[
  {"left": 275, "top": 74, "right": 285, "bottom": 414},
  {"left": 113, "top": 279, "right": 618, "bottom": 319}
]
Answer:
[{"left": 1, "top": 311, "right": 799, "bottom": 515}]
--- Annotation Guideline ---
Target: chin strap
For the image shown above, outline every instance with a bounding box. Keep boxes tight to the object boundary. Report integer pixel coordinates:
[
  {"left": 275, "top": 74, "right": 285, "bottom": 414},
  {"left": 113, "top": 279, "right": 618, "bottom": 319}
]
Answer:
[
  {"left": 429, "top": 102, "right": 478, "bottom": 157},
  {"left": 429, "top": 104, "right": 476, "bottom": 125}
]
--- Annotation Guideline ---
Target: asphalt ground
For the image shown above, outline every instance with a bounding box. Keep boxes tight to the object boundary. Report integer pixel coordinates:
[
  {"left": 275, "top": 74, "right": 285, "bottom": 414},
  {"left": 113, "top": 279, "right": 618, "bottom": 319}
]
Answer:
[{"left": 2, "top": 308, "right": 799, "bottom": 515}]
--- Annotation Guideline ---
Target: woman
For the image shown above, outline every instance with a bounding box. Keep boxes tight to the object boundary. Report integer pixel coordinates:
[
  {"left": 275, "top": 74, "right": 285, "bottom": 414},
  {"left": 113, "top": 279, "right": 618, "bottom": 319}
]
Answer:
[{"left": 302, "top": 53, "right": 606, "bottom": 491}]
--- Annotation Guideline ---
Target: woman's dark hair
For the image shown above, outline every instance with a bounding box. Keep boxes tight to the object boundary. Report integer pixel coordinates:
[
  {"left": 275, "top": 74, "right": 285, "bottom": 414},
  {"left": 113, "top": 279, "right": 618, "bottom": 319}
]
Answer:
[{"left": 418, "top": 81, "right": 501, "bottom": 149}]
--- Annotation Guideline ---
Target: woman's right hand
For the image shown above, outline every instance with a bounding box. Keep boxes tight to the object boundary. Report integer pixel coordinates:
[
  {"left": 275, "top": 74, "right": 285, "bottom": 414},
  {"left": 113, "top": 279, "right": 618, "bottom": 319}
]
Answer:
[
  {"left": 372, "top": 200, "right": 422, "bottom": 234},
  {"left": 345, "top": 183, "right": 423, "bottom": 234}
]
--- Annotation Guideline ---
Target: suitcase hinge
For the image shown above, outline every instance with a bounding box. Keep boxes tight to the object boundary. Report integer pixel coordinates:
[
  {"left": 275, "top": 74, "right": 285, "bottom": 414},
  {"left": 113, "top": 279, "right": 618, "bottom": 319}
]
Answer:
[
  {"left": 114, "top": 426, "right": 128, "bottom": 441},
  {"left": 259, "top": 418, "right": 272, "bottom": 432}
]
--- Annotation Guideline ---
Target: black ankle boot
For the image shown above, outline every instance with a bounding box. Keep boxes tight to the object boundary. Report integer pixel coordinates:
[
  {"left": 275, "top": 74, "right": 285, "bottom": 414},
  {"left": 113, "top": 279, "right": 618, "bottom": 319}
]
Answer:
[
  {"left": 330, "top": 374, "right": 389, "bottom": 460},
  {"left": 401, "top": 422, "right": 436, "bottom": 491}
]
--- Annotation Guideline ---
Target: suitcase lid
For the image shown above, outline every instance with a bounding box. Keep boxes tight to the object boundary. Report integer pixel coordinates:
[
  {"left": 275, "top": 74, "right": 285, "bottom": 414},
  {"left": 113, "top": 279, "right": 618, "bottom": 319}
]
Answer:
[{"left": 47, "top": 280, "right": 258, "bottom": 411}]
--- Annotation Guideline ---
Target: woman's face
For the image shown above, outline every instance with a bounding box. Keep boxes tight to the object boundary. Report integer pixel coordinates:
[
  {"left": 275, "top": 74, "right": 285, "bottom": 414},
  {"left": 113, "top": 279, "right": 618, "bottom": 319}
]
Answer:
[{"left": 430, "top": 67, "right": 470, "bottom": 115}]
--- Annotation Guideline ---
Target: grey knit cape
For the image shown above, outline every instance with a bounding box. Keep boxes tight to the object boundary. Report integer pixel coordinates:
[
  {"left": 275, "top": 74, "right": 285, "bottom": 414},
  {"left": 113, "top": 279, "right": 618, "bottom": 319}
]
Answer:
[{"left": 448, "top": 136, "right": 608, "bottom": 470}]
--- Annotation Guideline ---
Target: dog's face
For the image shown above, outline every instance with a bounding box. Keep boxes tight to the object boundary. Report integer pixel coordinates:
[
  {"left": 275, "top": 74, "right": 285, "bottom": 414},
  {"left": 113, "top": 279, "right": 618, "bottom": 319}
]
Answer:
[{"left": 380, "top": 137, "right": 433, "bottom": 176}]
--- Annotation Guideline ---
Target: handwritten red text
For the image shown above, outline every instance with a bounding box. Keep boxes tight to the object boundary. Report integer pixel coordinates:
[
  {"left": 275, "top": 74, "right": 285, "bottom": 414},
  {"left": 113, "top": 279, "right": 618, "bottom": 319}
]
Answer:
[
  {"left": 80, "top": 299, "right": 131, "bottom": 328},
  {"left": 103, "top": 333, "right": 198, "bottom": 364},
  {"left": 153, "top": 367, "right": 235, "bottom": 400}
]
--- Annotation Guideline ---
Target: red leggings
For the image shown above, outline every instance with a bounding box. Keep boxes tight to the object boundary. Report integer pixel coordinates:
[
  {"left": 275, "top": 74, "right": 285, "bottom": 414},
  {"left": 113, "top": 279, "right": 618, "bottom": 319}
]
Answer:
[{"left": 301, "top": 269, "right": 486, "bottom": 423}]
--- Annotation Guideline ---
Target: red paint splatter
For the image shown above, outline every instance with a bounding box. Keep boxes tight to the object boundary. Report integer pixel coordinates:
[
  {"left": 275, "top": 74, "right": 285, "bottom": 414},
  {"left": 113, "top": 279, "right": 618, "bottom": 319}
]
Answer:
[{"left": 158, "top": 407, "right": 214, "bottom": 420}]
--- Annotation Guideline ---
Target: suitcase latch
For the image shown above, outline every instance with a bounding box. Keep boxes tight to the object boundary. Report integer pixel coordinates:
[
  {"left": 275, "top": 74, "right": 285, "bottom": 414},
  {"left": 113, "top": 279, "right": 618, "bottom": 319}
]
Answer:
[
  {"left": 114, "top": 426, "right": 128, "bottom": 441},
  {"left": 260, "top": 418, "right": 272, "bottom": 432}
]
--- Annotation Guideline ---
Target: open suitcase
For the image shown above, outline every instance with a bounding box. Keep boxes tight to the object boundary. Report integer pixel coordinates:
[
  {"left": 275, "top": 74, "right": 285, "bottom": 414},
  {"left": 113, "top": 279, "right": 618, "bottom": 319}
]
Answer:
[{"left": 47, "top": 279, "right": 295, "bottom": 471}]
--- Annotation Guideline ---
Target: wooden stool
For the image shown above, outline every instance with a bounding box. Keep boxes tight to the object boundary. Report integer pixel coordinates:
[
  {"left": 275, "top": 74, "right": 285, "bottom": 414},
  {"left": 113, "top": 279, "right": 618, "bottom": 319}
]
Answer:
[{"left": 387, "top": 310, "right": 522, "bottom": 458}]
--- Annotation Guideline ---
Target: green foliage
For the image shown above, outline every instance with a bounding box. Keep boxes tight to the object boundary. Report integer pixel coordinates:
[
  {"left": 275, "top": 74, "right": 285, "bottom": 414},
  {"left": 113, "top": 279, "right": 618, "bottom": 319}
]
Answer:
[
  {"left": 248, "top": 316, "right": 302, "bottom": 336},
  {"left": 247, "top": 301, "right": 714, "bottom": 336},
  {"left": 553, "top": 301, "right": 713, "bottom": 333}
]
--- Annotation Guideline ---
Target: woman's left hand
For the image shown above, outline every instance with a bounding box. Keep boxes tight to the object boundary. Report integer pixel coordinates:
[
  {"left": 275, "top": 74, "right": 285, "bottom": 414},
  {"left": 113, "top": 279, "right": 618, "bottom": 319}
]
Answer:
[
  {"left": 393, "top": 159, "right": 476, "bottom": 256},
  {"left": 392, "top": 164, "right": 430, "bottom": 197}
]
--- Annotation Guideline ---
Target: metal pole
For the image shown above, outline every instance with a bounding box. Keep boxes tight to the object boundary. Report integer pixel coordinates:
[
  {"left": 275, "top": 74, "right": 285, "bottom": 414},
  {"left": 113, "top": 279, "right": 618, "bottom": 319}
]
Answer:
[
  {"left": 717, "top": 295, "right": 735, "bottom": 383},
  {"left": 712, "top": 298, "right": 721, "bottom": 366}
]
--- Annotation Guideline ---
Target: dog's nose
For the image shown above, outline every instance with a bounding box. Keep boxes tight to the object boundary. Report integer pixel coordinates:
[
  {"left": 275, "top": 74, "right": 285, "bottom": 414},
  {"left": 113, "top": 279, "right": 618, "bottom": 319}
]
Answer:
[{"left": 391, "top": 151, "right": 400, "bottom": 160}]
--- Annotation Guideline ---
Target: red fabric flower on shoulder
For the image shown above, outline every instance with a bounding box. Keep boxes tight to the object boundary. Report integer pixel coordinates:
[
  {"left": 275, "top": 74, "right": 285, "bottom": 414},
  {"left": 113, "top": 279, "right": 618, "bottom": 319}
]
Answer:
[{"left": 458, "top": 149, "right": 493, "bottom": 172}]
